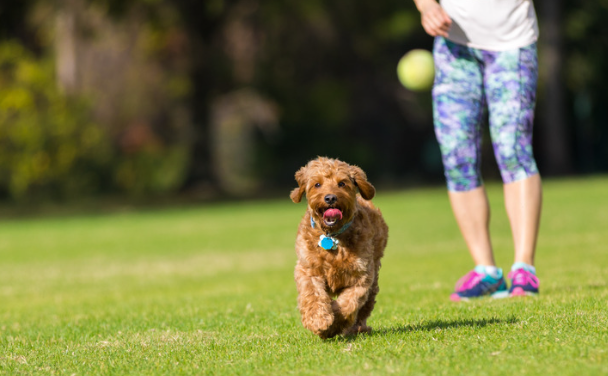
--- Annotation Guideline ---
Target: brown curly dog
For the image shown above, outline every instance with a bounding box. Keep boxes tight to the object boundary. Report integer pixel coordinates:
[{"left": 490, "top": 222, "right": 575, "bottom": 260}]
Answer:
[{"left": 290, "top": 157, "right": 388, "bottom": 339}]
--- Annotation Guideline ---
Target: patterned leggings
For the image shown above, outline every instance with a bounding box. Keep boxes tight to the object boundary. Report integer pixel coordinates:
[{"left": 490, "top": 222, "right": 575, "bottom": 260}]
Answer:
[{"left": 432, "top": 37, "right": 539, "bottom": 192}]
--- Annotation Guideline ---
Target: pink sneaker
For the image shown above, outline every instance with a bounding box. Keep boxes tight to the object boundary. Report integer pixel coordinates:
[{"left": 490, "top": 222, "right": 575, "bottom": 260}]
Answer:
[
  {"left": 450, "top": 267, "right": 507, "bottom": 301},
  {"left": 508, "top": 269, "right": 539, "bottom": 297}
]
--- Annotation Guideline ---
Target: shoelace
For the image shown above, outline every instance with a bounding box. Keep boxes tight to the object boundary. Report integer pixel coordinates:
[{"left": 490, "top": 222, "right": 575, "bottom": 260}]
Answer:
[
  {"left": 454, "top": 270, "right": 483, "bottom": 292},
  {"left": 508, "top": 269, "right": 539, "bottom": 288}
]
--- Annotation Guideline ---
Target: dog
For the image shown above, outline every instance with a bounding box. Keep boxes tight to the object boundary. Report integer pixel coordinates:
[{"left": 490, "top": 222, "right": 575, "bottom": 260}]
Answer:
[{"left": 290, "top": 157, "right": 388, "bottom": 339}]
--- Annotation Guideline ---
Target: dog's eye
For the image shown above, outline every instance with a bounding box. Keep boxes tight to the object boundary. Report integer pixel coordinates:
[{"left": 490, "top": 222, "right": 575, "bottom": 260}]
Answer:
[
  {"left": 338, "top": 181, "right": 346, "bottom": 187},
  {"left": 314, "top": 183, "right": 321, "bottom": 188}
]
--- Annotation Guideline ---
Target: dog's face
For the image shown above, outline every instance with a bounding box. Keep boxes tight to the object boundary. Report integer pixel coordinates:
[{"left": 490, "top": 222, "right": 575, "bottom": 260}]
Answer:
[{"left": 290, "top": 157, "right": 375, "bottom": 230}]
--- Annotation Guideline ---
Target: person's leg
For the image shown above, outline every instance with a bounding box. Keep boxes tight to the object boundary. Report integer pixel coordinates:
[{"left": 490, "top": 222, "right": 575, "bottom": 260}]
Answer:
[
  {"left": 433, "top": 37, "right": 494, "bottom": 266},
  {"left": 484, "top": 43, "right": 541, "bottom": 295},
  {"left": 484, "top": 43, "right": 540, "bottom": 264},
  {"left": 504, "top": 174, "right": 542, "bottom": 296},
  {"left": 448, "top": 187, "right": 495, "bottom": 267},
  {"left": 504, "top": 174, "right": 542, "bottom": 266},
  {"left": 433, "top": 38, "right": 505, "bottom": 300}
]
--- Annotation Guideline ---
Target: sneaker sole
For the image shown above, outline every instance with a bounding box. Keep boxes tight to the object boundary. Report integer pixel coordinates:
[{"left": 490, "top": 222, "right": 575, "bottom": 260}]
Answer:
[
  {"left": 509, "top": 287, "right": 539, "bottom": 297},
  {"left": 451, "top": 290, "right": 509, "bottom": 302},
  {"left": 491, "top": 290, "right": 510, "bottom": 299},
  {"left": 450, "top": 293, "right": 463, "bottom": 302}
]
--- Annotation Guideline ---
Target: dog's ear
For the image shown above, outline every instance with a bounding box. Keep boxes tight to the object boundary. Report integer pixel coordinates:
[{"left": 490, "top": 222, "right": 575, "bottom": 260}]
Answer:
[
  {"left": 290, "top": 166, "right": 307, "bottom": 203},
  {"left": 350, "top": 165, "right": 375, "bottom": 200}
]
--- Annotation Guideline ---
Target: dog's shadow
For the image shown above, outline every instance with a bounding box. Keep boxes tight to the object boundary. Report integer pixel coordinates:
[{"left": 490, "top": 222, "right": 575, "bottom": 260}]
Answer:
[{"left": 328, "top": 316, "right": 518, "bottom": 342}]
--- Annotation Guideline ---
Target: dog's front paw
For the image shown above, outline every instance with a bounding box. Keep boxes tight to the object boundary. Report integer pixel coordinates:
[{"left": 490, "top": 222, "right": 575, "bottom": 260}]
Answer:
[
  {"left": 311, "top": 314, "right": 334, "bottom": 335},
  {"left": 302, "top": 305, "right": 334, "bottom": 336},
  {"left": 316, "top": 301, "right": 356, "bottom": 339},
  {"left": 344, "top": 323, "right": 372, "bottom": 336}
]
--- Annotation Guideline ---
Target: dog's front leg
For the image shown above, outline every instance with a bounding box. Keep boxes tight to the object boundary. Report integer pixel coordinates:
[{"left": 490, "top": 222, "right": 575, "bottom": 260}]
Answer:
[
  {"left": 295, "top": 266, "right": 334, "bottom": 337},
  {"left": 324, "top": 276, "right": 374, "bottom": 338}
]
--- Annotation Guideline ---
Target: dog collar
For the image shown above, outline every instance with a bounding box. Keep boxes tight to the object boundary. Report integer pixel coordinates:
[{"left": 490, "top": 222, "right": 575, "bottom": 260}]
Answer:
[{"left": 310, "top": 215, "right": 353, "bottom": 250}]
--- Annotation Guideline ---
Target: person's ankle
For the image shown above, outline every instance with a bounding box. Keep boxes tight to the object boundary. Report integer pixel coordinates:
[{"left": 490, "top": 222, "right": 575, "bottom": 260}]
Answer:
[
  {"left": 475, "top": 265, "right": 502, "bottom": 280},
  {"left": 511, "top": 262, "right": 536, "bottom": 274}
]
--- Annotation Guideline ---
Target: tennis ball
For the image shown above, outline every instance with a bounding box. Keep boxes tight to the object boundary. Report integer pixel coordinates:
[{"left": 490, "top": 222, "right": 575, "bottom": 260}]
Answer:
[{"left": 396, "top": 49, "right": 435, "bottom": 91}]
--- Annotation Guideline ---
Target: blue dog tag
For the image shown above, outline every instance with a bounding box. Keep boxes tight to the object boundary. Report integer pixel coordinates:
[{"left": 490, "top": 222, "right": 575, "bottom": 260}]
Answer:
[{"left": 319, "top": 235, "right": 337, "bottom": 250}]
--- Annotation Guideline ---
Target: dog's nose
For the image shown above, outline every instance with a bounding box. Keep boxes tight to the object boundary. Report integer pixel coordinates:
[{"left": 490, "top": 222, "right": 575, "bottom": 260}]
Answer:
[{"left": 324, "top": 194, "right": 337, "bottom": 205}]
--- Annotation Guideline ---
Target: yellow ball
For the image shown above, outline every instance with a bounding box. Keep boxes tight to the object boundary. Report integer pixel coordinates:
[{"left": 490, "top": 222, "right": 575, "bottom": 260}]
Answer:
[{"left": 396, "top": 49, "right": 435, "bottom": 91}]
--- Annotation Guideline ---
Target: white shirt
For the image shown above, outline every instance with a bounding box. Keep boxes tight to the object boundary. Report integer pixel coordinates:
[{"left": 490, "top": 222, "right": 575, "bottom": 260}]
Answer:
[{"left": 440, "top": 0, "right": 539, "bottom": 51}]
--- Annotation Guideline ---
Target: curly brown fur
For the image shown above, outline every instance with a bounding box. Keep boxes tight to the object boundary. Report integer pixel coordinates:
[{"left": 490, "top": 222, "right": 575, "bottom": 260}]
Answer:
[{"left": 290, "top": 157, "right": 388, "bottom": 339}]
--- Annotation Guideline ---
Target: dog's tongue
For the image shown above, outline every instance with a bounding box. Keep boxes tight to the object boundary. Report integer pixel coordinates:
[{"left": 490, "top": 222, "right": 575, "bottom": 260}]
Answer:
[{"left": 323, "top": 208, "right": 343, "bottom": 221}]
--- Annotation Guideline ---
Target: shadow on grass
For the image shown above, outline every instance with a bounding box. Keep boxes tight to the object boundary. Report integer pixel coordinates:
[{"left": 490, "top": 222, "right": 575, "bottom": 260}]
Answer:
[
  {"left": 326, "top": 315, "right": 519, "bottom": 343},
  {"left": 374, "top": 315, "right": 519, "bottom": 337}
]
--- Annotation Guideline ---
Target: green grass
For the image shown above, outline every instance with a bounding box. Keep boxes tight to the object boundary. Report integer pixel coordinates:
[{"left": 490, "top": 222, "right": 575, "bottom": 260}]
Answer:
[{"left": 1, "top": 176, "right": 608, "bottom": 375}]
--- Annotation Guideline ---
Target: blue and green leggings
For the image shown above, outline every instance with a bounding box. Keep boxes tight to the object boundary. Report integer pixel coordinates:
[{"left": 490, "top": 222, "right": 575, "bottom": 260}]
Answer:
[{"left": 432, "top": 37, "right": 539, "bottom": 192}]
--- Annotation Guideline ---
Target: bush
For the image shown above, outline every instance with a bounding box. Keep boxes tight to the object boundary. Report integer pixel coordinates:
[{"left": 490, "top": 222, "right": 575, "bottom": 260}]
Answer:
[
  {"left": 0, "top": 42, "right": 111, "bottom": 200},
  {"left": 0, "top": 39, "right": 192, "bottom": 201}
]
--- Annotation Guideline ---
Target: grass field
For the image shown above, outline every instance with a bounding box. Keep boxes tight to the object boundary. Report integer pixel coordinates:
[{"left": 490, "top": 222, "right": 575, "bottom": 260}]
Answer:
[{"left": 1, "top": 176, "right": 607, "bottom": 375}]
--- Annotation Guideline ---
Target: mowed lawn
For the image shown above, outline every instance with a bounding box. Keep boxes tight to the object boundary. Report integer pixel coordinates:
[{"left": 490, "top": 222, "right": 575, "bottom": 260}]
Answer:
[{"left": 1, "top": 176, "right": 607, "bottom": 375}]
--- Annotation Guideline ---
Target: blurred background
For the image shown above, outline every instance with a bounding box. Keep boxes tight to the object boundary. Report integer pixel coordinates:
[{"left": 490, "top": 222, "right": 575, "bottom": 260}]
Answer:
[{"left": 0, "top": 0, "right": 605, "bottom": 205}]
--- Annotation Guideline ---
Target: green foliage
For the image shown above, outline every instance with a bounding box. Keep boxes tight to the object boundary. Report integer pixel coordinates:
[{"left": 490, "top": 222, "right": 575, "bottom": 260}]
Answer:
[
  {"left": 1, "top": 177, "right": 607, "bottom": 374},
  {"left": 0, "top": 42, "right": 110, "bottom": 200},
  {"left": 114, "top": 146, "right": 189, "bottom": 195},
  {"left": 0, "top": 27, "right": 192, "bottom": 200}
]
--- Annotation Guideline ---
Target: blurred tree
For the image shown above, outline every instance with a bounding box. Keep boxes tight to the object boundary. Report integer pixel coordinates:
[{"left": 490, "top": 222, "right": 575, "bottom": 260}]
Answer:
[
  {"left": 537, "top": 0, "right": 573, "bottom": 175},
  {"left": 0, "top": 0, "right": 196, "bottom": 199},
  {"left": 42, "top": 0, "right": 193, "bottom": 195},
  {"left": 562, "top": 0, "right": 608, "bottom": 173},
  {"left": 210, "top": 88, "right": 278, "bottom": 195},
  {"left": 0, "top": 42, "right": 110, "bottom": 200},
  {"left": 54, "top": 0, "right": 78, "bottom": 94},
  {"left": 206, "top": 0, "right": 279, "bottom": 196}
]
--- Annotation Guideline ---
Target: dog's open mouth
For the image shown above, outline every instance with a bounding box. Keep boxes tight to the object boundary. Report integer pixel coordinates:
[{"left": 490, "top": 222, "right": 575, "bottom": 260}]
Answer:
[{"left": 323, "top": 208, "right": 343, "bottom": 226}]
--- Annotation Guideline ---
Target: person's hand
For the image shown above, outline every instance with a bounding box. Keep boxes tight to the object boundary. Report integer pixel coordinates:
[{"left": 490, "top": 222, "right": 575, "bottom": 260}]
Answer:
[{"left": 416, "top": 0, "right": 452, "bottom": 37}]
